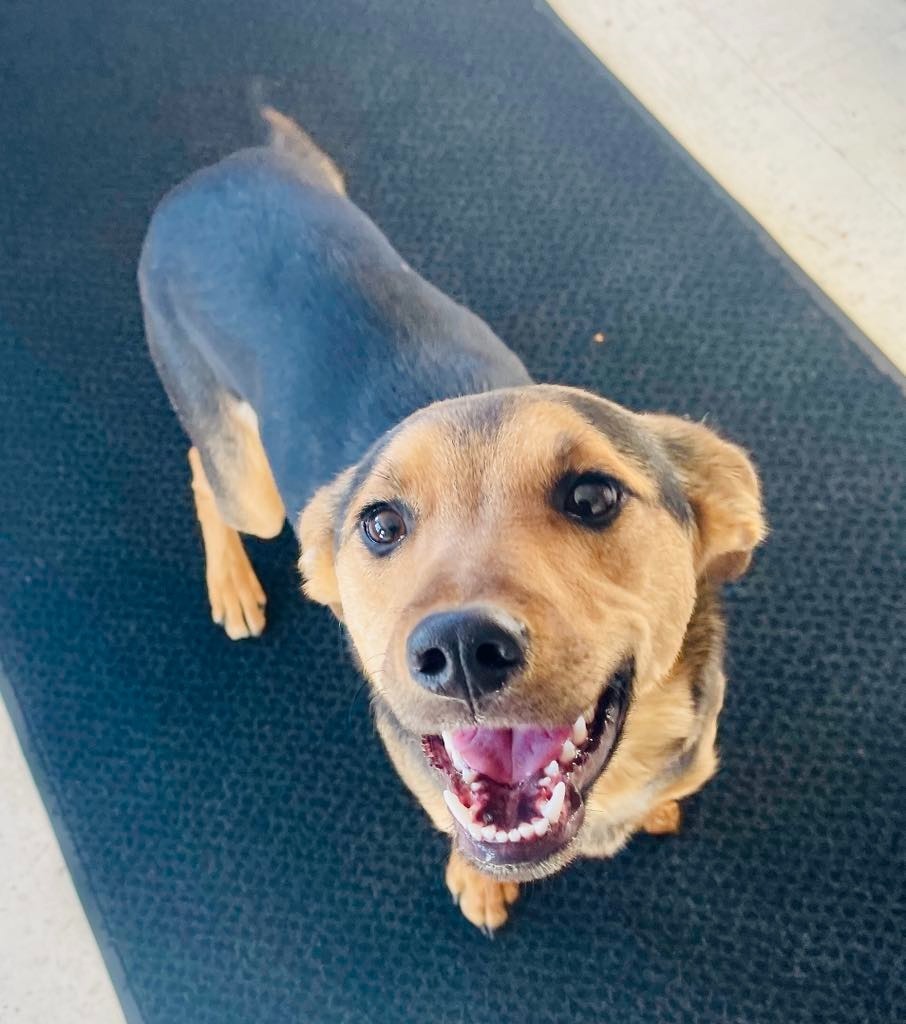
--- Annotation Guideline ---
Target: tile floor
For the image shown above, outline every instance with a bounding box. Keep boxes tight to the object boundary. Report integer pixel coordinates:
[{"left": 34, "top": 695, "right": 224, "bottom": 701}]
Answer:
[{"left": 0, "top": 696, "right": 125, "bottom": 1023}]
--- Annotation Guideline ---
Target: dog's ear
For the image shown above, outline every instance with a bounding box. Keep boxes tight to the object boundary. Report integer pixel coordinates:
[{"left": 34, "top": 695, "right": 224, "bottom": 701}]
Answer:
[
  {"left": 298, "top": 468, "right": 353, "bottom": 619},
  {"left": 644, "top": 415, "right": 767, "bottom": 583}
]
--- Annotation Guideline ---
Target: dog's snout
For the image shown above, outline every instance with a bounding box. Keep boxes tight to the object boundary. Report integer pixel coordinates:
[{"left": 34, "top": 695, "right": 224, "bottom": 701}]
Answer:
[{"left": 406, "top": 607, "right": 527, "bottom": 703}]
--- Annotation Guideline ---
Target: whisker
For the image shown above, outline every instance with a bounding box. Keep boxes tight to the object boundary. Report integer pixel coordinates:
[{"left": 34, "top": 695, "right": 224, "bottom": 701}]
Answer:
[
  {"left": 343, "top": 644, "right": 392, "bottom": 726},
  {"left": 346, "top": 677, "right": 371, "bottom": 724}
]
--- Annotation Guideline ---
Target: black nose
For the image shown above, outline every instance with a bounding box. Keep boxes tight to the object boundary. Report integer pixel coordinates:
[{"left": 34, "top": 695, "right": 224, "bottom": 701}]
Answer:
[{"left": 406, "top": 607, "right": 527, "bottom": 704}]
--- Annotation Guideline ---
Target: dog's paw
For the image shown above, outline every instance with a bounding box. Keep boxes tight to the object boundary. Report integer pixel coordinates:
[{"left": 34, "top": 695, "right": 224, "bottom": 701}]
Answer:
[
  {"left": 206, "top": 532, "right": 267, "bottom": 640},
  {"left": 445, "top": 850, "right": 519, "bottom": 935},
  {"left": 641, "top": 799, "right": 682, "bottom": 835}
]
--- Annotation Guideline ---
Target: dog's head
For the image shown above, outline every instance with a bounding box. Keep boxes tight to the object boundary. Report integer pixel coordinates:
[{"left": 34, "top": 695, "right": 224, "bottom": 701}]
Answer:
[{"left": 300, "top": 385, "right": 765, "bottom": 878}]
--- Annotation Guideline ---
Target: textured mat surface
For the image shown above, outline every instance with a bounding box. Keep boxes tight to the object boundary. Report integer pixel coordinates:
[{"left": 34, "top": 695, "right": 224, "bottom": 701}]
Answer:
[{"left": 1, "top": 1, "right": 904, "bottom": 1022}]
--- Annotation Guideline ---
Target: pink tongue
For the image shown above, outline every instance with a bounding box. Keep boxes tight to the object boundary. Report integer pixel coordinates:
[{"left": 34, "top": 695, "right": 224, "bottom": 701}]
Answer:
[{"left": 451, "top": 725, "right": 571, "bottom": 785}]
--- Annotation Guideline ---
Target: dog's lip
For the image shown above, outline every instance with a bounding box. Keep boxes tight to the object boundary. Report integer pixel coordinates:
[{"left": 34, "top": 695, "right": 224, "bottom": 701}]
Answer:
[{"left": 421, "top": 663, "right": 633, "bottom": 876}]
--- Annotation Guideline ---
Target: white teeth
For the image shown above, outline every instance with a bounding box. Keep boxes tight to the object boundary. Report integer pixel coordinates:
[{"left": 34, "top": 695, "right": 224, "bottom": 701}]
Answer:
[
  {"left": 473, "top": 812, "right": 556, "bottom": 843},
  {"left": 538, "top": 776, "right": 551, "bottom": 787},
  {"left": 442, "top": 731, "right": 469, "bottom": 773},
  {"left": 443, "top": 789, "right": 474, "bottom": 830},
  {"left": 560, "top": 739, "right": 578, "bottom": 764},
  {"left": 545, "top": 761, "right": 560, "bottom": 777},
  {"left": 469, "top": 781, "right": 482, "bottom": 792},
  {"left": 571, "top": 716, "right": 588, "bottom": 746},
  {"left": 462, "top": 768, "right": 478, "bottom": 783},
  {"left": 452, "top": 766, "right": 568, "bottom": 841},
  {"left": 541, "top": 780, "right": 566, "bottom": 822}
]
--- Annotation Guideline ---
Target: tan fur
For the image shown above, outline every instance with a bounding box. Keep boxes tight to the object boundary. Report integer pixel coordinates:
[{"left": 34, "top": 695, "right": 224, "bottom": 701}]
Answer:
[
  {"left": 298, "top": 466, "right": 352, "bottom": 620},
  {"left": 295, "top": 391, "right": 765, "bottom": 928},
  {"left": 373, "top": 711, "right": 452, "bottom": 833},
  {"left": 260, "top": 105, "right": 347, "bottom": 196},
  {"left": 189, "top": 446, "right": 268, "bottom": 640},
  {"left": 204, "top": 397, "right": 286, "bottom": 540},
  {"left": 643, "top": 414, "right": 767, "bottom": 582},
  {"left": 579, "top": 585, "right": 726, "bottom": 858},
  {"left": 314, "top": 397, "right": 695, "bottom": 733},
  {"left": 189, "top": 383, "right": 764, "bottom": 928},
  {"left": 641, "top": 799, "right": 682, "bottom": 835},
  {"left": 445, "top": 849, "right": 519, "bottom": 933},
  {"left": 186, "top": 395, "right": 285, "bottom": 638}
]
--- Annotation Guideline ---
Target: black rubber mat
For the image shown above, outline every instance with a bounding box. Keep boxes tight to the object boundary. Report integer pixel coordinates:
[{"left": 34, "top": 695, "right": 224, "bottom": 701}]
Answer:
[{"left": 1, "top": 1, "right": 903, "bottom": 1022}]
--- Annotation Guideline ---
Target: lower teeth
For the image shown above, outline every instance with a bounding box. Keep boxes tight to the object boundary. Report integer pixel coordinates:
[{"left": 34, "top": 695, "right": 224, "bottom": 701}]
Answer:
[{"left": 443, "top": 777, "right": 565, "bottom": 843}]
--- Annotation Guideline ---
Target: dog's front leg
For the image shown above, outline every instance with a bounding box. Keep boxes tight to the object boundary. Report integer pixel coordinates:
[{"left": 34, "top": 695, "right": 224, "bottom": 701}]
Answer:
[
  {"left": 640, "top": 799, "right": 682, "bottom": 835},
  {"left": 189, "top": 447, "right": 266, "bottom": 639},
  {"left": 445, "top": 850, "right": 519, "bottom": 935}
]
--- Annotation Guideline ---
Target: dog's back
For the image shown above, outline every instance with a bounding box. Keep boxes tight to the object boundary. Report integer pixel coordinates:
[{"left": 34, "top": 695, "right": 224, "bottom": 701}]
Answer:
[{"left": 138, "top": 111, "right": 530, "bottom": 527}]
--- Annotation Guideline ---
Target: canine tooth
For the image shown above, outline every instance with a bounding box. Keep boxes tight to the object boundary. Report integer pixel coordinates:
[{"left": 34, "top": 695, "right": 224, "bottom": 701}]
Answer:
[
  {"left": 442, "top": 731, "right": 469, "bottom": 772},
  {"left": 545, "top": 761, "right": 560, "bottom": 777},
  {"left": 482, "top": 825, "right": 497, "bottom": 842},
  {"left": 571, "top": 716, "right": 588, "bottom": 746},
  {"left": 519, "top": 822, "right": 535, "bottom": 840},
  {"left": 533, "top": 817, "right": 550, "bottom": 837},
  {"left": 538, "top": 777, "right": 551, "bottom": 788},
  {"left": 495, "top": 830, "right": 509, "bottom": 843},
  {"left": 508, "top": 828, "right": 522, "bottom": 843},
  {"left": 468, "top": 822, "right": 483, "bottom": 839},
  {"left": 542, "top": 781, "right": 566, "bottom": 822},
  {"left": 462, "top": 768, "right": 478, "bottom": 783},
  {"left": 560, "top": 739, "right": 578, "bottom": 764},
  {"left": 443, "top": 789, "right": 474, "bottom": 830}
]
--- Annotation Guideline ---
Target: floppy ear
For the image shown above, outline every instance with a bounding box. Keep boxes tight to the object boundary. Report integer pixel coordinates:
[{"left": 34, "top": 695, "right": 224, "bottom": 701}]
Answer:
[
  {"left": 643, "top": 415, "right": 767, "bottom": 583},
  {"left": 297, "top": 468, "right": 353, "bottom": 619}
]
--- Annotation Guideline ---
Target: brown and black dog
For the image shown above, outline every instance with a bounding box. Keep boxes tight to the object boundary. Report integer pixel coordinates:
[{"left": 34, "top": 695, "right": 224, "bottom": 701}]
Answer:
[{"left": 139, "top": 110, "right": 766, "bottom": 931}]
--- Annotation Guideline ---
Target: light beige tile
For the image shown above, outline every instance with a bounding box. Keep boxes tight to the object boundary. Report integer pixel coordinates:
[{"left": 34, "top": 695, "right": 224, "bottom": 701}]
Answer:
[
  {"left": 685, "top": 0, "right": 906, "bottom": 82},
  {"left": 0, "top": 696, "right": 126, "bottom": 1024},
  {"left": 780, "top": 37, "right": 906, "bottom": 208}
]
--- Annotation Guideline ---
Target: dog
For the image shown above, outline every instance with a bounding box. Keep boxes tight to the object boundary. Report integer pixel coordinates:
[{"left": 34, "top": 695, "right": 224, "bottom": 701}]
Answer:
[{"left": 138, "top": 108, "right": 766, "bottom": 932}]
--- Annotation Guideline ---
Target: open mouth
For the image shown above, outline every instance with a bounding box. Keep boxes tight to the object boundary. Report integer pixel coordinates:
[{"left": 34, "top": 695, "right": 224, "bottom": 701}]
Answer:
[{"left": 421, "top": 664, "right": 632, "bottom": 877}]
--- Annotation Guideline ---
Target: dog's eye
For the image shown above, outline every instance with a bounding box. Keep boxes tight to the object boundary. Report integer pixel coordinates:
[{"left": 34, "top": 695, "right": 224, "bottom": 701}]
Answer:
[
  {"left": 362, "top": 504, "right": 407, "bottom": 549},
  {"left": 559, "top": 473, "right": 625, "bottom": 528}
]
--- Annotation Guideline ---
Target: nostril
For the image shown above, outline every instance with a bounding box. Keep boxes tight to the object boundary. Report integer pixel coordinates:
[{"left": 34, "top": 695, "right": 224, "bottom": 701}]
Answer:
[
  {"left": 418, "top": 647, "right": 448, "bottom": 676},
  {"left": 475, "top": 641, "right": 519, "bottom": 670},
  {"left": 408, "top": 610, "right": 526, "bottom": 699}
]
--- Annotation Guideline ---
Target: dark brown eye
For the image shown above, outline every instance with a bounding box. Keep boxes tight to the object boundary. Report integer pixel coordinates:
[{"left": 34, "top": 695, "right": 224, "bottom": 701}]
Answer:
[
  {"left": 362, "top": 504, "right": 407, "bottom": 550},
  {"left": 560, "top": 473, "right": 625, "bottom": 528}
]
